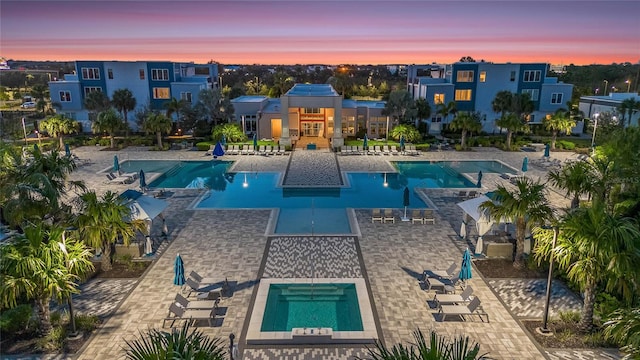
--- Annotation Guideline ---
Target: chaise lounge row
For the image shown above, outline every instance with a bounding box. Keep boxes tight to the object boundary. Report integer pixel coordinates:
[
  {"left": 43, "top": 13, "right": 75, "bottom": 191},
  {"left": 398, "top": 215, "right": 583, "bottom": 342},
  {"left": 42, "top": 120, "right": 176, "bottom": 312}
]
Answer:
[
  {"left": 340, "top": 145, "right": 420, "bottom": 156},
  {"left": 371, "top": 208, "right": 435, "bottom": 224},
  {"left": 220, "top": 144, "right": 289, "bottom": 156}
]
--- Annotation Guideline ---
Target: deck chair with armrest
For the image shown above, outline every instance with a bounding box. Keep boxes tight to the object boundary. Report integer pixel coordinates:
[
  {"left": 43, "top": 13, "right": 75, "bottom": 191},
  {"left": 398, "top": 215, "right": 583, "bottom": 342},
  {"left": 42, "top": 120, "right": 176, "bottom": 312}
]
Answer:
[
  {"left": 374, "top": 145, "right": 382, "bottom": 155},
  {"left": 466, "top": 190, "right": 478, "bottom": 199},
  {"left": 371, "top": 209, "right": 383, "bottom": 223},
  {"left": 411, "top": 209, "right": 424, "bottom": 224},
  {"left": 382, "top": 145, "right": 390, "bottom": 155},
  {"left": 205, "top": 145, "right": 215, "bottom": 156},
  {"left": 391, "top": 146, "right": 399, "bottom": 155},
  {"left": 163, "top": 303, "right": 216, "bottom": 328},
  {"left": 425, "top": 262, "right": 457, "bottom": 280},
  {"left": 175, "top": 293, "right": 219, "bottom": 310},
  {"left": 383, "top": 208, "right": 395, "bottom": 223},
  {"left": 433, "top": 286, "right": 474, "bottom": 308},
  {"left": 240, "top": 145, "right": 250, "bottom": 155},
  {"left": 423, "top": 209, "right": 435, "bottom": 224},
  {"left": 108, "top": 173, "right": 134, "bottom": 184},
  {"left": 184, "top": 277, "right": 211, "bottom": 297},
  {"left": 258, "top": 145, "right": 266, "bottom": 155},
  {"left": 189, "top": 270, "right": 221, "bottom": 285},
  {"left": 422, "top": 276, "right": 458, "bottom": 292},
  {"left": 438, "top": 297, "right": 488, "bottom": 322}
]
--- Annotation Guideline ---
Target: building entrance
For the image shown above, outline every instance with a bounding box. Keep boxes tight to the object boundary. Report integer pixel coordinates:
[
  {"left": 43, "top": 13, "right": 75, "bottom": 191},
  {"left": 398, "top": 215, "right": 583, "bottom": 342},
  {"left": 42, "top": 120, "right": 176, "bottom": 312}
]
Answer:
[{"left": 301, "top": 122, "right": 324, "bottom": 137}]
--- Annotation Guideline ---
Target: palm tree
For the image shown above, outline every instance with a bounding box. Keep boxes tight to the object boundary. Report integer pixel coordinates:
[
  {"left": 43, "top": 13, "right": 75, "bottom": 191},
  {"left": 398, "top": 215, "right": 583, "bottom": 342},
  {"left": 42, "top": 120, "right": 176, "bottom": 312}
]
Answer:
[
  {"left": 93, "top": 108, "right": 123, "bottom": 149},
  {"left": 75, "top": 191, "right": 143, "bottom": 272},
  {"left": 164, "top": 97, "right": 187, "bottom": 125},
  {"left": 415, "top": 98, "right": 431, "bottom": 130},
  {"left": 389, "top": 124, "right": 421, "bottom": 143},
  {"left": 618, "top": 98, "right": 640, "bottom": 127},
  {"left": 143, "top": 112, "right": 172, "bottom": 149},
  {"left": 124, "top": 323, "right": 226, "bottom": 360},
  {"left": 84, "top": 91, "right": 110, "bottom": 122},
  {"left": 547, "top": 161, "right": 591, "bottom": 209},
  {"left": 449, "top": 111, "right": 482, "bottom": 149},
  {"left": 480, "top": 178, "right": 552, "bottom": 269},
  {"left": 357, "top": 329, "right": 488, "bottom": 360},
  {"left": 491, "top": 90, "right": 512, "bottom": 119},
  {"left": 111, "top": 89, "right": 136, "bottom": 137},
  {"left": 0, "top": 224, "right": 94, "bottom": 336},
  {"left": 509, "top": 92, "right": 534, "bottom": 121},
  {"left": 383, "top": 90, "right": 417, "bottom": 124},
  {"left": 270, "top": 71, "right": 295, "bottom": 98},
  {"left": 211, "top": 123, "right": 246, "bottom": 143},
  {"left": 495, "top": 113, "right": 526, "bottom": 150},
  {"left": 533, "top": 203, "right": 640, "bottom": 332},
  {"left": 40, "top": 114, "right": 78, "bottom": 150},
  {"left": 544, "top": 110, "right": 576, "bottom": 150},
  {"left": 436, "top": 101, "right": 457, "bottom": 124},
  {"left": 604, "top": 307, "right": 640, "bottom": 359},
  {"left": 30, "top": 84, "right": 49, "bottom": 113}
]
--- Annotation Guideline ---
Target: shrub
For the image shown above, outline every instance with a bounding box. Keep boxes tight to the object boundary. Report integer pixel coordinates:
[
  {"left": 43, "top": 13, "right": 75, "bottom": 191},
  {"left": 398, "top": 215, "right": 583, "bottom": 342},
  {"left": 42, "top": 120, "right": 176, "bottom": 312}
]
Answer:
[
  {"left": 196, "top": 142, "right": 212, "bottom": 151},
  {"left": 558, "top": 310, "right": 581, "bottom": 324},
  {"left": 0, "top": 304, "right": 34, "bottom": 334},
  {"left": 557, "top": 140, "right": 576, "bottom": 150},
  {"left": 595, "top": 292, "right": 623, "bottom": 319},
  {"left": 75, "top": 314, "right": 100, "bottom": 332},
  {"left": 38, "top": 325, "right": 66, "bottom": 351},
  {"left": 50, "top": 311, "right": 63, "bottom": 327}
]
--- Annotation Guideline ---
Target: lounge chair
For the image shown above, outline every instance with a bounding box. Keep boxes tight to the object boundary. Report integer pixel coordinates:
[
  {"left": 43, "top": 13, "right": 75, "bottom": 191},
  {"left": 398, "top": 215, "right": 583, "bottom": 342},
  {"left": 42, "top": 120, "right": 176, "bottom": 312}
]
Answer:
[
  {"left": 411, "top": 209, "right": 424, "bottom": 224},
  {"left": 383, "top": 208, "right": 395, "bottom": 223},
  {"left": 371, "top": 209, "right": 383, "bottom": 223},
  {"left": 278, "top": 145, "right": 286, "bottom": 155},
  {"left": 163, "top": 303, "right": 216, "bottom": 328},
  {"left": 466, "top": 191, "right": 478, "bottom": 199},
  {"left": 433, "top": 286, "right": 474, "bottom": 308},
  {"left": 423, "top": 209, "right": 435, "bottom": 224},
  {"left": 374, "top": 145, "right": 382, "bottom": 155},
  {"left": 175, "top": 293, "right": 219, "bottom": 310},
  {"left": 425, "top": 263, "right": 457, "bottom": 280},
  {"left": 107, "top": 173, "right": 134, "bottom": 184},
  {"left": 228, "top": 145, "right": 238, "bottom": 155},
  {"left": 184, "top": 277, "right": 211, "bottom": 297},
  {"left": 382, "top": 145, "right": 390, "bottom": 155},
  {"left": 422, "top": 276, "right": 458, "bottom": 293},
  {"left": 266, "top": 145, "right": 275, "bottom": 156},
  {"left": 356, "top": 146, "right": 364, "bottom": 155},
  {"left": 205, "top": 145, "right": 215, "bottom": 156},
  {"left": 258, "top": 145, "right": 266, "bottom": 155},
  {"left": 189, "top": 270, "right": 220, "bottom": 285},
  {"left": 118, "top": 170, "right": 138, "bottom": 179},
  {"left": 341, "top": 146, "right": 350, "bottom": 155},
  {"left": 457, "top": 190, "right": 467, "bottom": 198},
  {"left": 438, "top": 297, "right": 488, "bottom": 322},
  {"left": 391, "top": 146, "right": 399, "bottom": 155}
]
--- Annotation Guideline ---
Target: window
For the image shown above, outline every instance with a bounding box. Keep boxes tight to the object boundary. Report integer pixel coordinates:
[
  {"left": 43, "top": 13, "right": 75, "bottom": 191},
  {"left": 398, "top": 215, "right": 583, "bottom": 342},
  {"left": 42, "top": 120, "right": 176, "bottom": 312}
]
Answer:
[
  {"left": 241, "top": 115, "right": 257, "bottom": 134},
  {"left": 151, "top": 69, "right": 169, "bottom": 81},
  {"left": 551, "top": 93, "right": 563, "bottom": 104},
  {"left": 59, "top": 91, "right": 71, "bottom": 102},
  {"left": 523, "top": 70, "right": 541, "bottom": 82},
  {"left": 479, "top": 71, "right": 486, "bottom": 82},
  {"left": 522, "top": 89, "right": 539, "bottom": 101},
  {"left": 81, "top": 67, "right": 100, "bottom": 80},
  {"left": 431, "top": 116, "right": 443, "bottom": 123},
  {"left": 510, "top": 71, "right": 516, "bottom": 82},
  {"left": 434, "top": 93, "right": 445, "bottom": 104},
  {"left": 152, "top": 87, "right": 170, "bottom": 99},
  {"left": 455, "top": 89, "right": 472, "bottom": 101},
  {"left": 456, "top": 70, "right": 474, "bottom": 82},
  {"left": 303, "top": 107, "right": 320, "bottom": 114},
  {"left": 139, "top": 69, "right": 145, "bottom": 80},
  {"left": 107, "top": 69, "right": 113, "bottom": 79},
  {"left": 84, "top": 87, "right": 102, "bottom": 96},
  {"left": 180, "top": 92, "right": 192, "bottom": 102}
]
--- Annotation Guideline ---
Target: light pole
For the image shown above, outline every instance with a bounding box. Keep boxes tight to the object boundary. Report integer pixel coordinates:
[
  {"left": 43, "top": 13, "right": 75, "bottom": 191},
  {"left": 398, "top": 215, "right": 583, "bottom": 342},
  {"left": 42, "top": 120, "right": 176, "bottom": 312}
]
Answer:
[
  {"left": 603, "top": 80, "right": 609, "bottom": 96},
  {"left": 626, "top": 80, "right": 631, "bottom": 93},
  {"left": 385, "top": 116, "right": 390, "bottom": 141},
  {"left": 539, "top": 226, "right": 559, "bottom": 334},
  {"left": 591, "top": 113, "right": 599, "bottom": 155}
]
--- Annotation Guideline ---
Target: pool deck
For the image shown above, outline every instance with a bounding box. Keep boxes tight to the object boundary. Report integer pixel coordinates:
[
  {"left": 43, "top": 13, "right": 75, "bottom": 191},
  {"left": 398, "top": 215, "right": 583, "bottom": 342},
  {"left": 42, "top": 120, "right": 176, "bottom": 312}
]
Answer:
[{"left": 62, "top": 146, "right": 620, "bottom": 360}]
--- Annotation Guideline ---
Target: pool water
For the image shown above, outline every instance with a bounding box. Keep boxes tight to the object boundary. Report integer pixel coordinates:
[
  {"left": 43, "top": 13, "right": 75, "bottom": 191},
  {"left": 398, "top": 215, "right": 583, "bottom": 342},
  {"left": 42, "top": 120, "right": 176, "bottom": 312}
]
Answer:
[{"left": 260, "top": 283, "right": 363, "bottom": 332}]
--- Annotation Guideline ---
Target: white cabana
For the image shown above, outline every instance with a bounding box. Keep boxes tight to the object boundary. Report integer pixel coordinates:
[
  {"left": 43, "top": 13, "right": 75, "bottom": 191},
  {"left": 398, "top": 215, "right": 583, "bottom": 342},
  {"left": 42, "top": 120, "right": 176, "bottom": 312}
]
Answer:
[
  {"left": 121, "top": 190, "right": 169, "bottom": 255},
  {"left": 457, "top": 195, "right": 495, "bottom": 255}
]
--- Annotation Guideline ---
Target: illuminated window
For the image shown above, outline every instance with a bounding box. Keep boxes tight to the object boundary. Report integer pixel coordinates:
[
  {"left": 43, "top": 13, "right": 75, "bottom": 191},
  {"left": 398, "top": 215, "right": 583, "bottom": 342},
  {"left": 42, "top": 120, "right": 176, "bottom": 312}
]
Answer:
[
  {"left": 551, "top": 93, "right": 563, "bottom": 104},
  {"left": 455, "top": 89, "right": 472, "bottom": 101},
  {"left": 84, "top": 87, "right": 102, "bottom": 96},
  {"left": 180, "top": 92, "right": 192, "bottom": 102},
  {"left": 304, "top": 108, "right": 320, "bottom": 114},
  {"left": 153, "top": 87, "right": 170, "bottom": 99},
  {"left": 434, "top": 93, "right": 445, "bottom": 104},
  {"left": 107, "top": 69, "right": 113, "bottom": 79},
  {"left": 522, "top": 89, "right": 539, "bottom": 101},
  {"left": 523, "top": 70, "right": 541, "bottom": 82},
  {"left": 479, "top": 71, "right": 486, "bottom": 82},
  {"left": 151, "top": 69, "right": 169, "bottom": 81},
  {"left": 456, "top": 70, "right": 474, "bottom": 82},
  {"left": 59, "top": 91, "right": 71, "bottom": 102},
  {"left": 81, "top": 68, "right": 100, "bottom": 80},
  {"left": 139, "top": 69, "right": 145, "bottom": 80}
]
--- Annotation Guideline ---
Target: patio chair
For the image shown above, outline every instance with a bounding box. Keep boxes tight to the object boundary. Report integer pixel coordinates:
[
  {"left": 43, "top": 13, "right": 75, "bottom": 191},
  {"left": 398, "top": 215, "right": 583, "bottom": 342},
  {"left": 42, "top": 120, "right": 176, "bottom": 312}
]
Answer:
[
  {"left": 383, "top": 208, "right": 395, "bottom": 223},
  {"left": 382, "top": 145, "right": 390, "bottom": 155},
  {"left": 422, "top": 276, "right": 458, "bottom": 293},
  {"left": 411, "top": 209, "right": 424, "bottom": 224},
  {"left": 457, "top": 190, "right": 467, "bottom": 198},
  {"left": 184, "top": 277, "right": 212, "bottom": 297},
  {"left": 425, "top": 262, "right": 457, "bottom": 280},
  {"left": 204, "top": 145, "right": 215, "bottom": 156},
  {"left": 175, "top": 293, "right": 219, "bottom": 310},
  {"left": 189, "top": 270, "right": 222, "bottom": 285},
  {"left": 163, "top": 303, "right": 216, "bottom": 328},
  {"left": 356, "top": 146, "right": 364, "bottom": 155},
  {"left": 371, "top": 209, "right": 383, "bottom": 223},
  {"left": 423, "top": 209, "right": 435, "bottom": 224},
  {"left": 240, "top": 145, "right": 249, "bottom": 155},
  {"left": 374, "top": 145, "right": 382, "bottom": 155},
  {"left": 466, "top": 191, "right": 478, "bottom": 199},
  {"left": 278, "top": 145, "right": 286, "bottom": 155},
  {"left": 258, "top": 145, "right": 266, "bottom": 155},
  {"left": 438, "top": 297, "right": 488, "bottom": 322},
  {"left": 390, "top": 146, "right": 399, "bottom": 155},
  {"left": 107, "top": 173, "right": 134, "bottom": 184},
  {"left": 433, "top": 286, "right": 474, "bottom": 308}
]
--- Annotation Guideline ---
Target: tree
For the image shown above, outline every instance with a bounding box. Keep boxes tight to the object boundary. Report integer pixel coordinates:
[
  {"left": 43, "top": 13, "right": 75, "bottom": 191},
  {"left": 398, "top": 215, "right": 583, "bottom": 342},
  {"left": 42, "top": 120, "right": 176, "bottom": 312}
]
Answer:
[
  {"left": 547, "top": 161, "right": 592, "bottom": 209},
  {"left": 194, "top": 89, "right": 234, "bottom": 126},
  {"left": 84, "top": 91, "right": 110, "bottom": 121},
  {"left": 533, "top": 203, "right": 640, "bottom": 332},
  {"left": 30, "top": 84, "right": 49, "bottom": 113},
  {"left": 269, "top": 71, "right": 295, "bottom": 98},
  {"left": 124, "top": 324, "right": 226, "bottom": 360},
  {"left": 164, "top": 97, "right": 188, "bottom": 126},
  {"left": 383, "top": 90, "right": 417, "bottom": 124},
  {"left": 480, "top": 178, "right": 552, "bottom": 269},
  {"left": 495, "top": 113, "right": 527, "bottom": 150},
  {"left": 40, "top": 114, "right": 78, "bottom": 150},
  {"left": 415, "top": 98, "right": 431, "bottom": 129},
  {"left": 604, "top": 307, "right": 640, "bottom": 359},
  {"left": 491, "top": 91, "right": 512, "bottom": 119},
  {"left": 93, "top": 108, "right": 123, "bottom": 149},
  {"left": 389, "top": 124, "right": 421, "bottom": 143},
  {"left": 357, "top": 329, "right": 488, "bottom": 360},
  {"left": 449, "top": 111, "right": 482, "bottom": 149},
  {"left": 143, "top": 112, "right": 172, "bottom": 149},
  {"left": 75, "top": 191, "right": 143, "bottom": 272},
  {"left": 111, "top": 88, "right": 136, "bottom": 137},
  {"left": 211, "top": 123, "right": 246, "bottom": 143},
  {"left": 618, "top": 98, "right": 640, "bottom": 127},
  {"left": 0, "top": 224, "right": 94, "bottom": 336},
  {"left": 459, "top": 56, "right": 477, "bottom": 62},
  {"left": 436, "top": 101, "right": 457, "bottom": 126},
  {"left": 509, "top": 92, "right": 534, "bottom": 120},
  {"left": 544, "top": 110, "right": 576, "bottom": 150}
]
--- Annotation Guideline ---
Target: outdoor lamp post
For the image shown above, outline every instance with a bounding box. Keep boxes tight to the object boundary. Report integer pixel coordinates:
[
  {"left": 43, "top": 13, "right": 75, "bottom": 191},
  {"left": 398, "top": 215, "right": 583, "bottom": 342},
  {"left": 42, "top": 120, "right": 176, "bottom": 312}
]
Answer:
[
  {"left": 386, "top": 116, "right": 390, "bottom": 141},
  {"left": 59, "top": 227, "right": 81, "bottom": 340},
  {"left": 603, "top": 80, "right": 609, "bottom": 96},
  {"left": 626, "top": 80, "right": 631, "bottom": 93},
  {"left": 540, "top": 226, "right": 559, "bottom": 334},
  {"left": 591, "top": 113, "right": 599, "bottom": 155}
]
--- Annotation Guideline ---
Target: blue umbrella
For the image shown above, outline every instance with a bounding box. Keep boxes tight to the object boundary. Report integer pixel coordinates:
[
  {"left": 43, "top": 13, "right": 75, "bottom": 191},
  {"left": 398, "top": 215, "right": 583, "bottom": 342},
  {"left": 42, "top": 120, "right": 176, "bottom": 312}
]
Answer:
[
  {"left": 522, "top": 157, "right": 529, "bottom": 173},
  {"left": 402, "top": 186, "right": 410, "bottom": 220},
  {"left": 459, "top": 248, "right": 473, "bottom": 284},
  {"left": 252, "top": 133, "right": 258, "bottom": 151},
  {"left": 400, "top": 135, "right": 405, "bottom": 152},
  {"left": 213, "top": 141, "right": 225, "bottom": 158},
  {"left": 139, "top": 169, "right": 146, "bottom": 191},
  {"left": 477, "top": 171, "right": 483, "bottom": 188},
  {"left": 363, "top": 134, "right": 368, "bottom": 150},
  {"left": 64, "top": 143, "right": 71, "bottom": 157},
  {"left": 544, "top": 143, "right": 550, "bottom": 157},
  {"left": 113, "top": 155, "right": 120, "bottom": 172},
  {"left": 174, "top": 254, "right": 185, "bottom": 286},
  {"left": 221, "top": 134, "right": 227, "bottom": 146}
]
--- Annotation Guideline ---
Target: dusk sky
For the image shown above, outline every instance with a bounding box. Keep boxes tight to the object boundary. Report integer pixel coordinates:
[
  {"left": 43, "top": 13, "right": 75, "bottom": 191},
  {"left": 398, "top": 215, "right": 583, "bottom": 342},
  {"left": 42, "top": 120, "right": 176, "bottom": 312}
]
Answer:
[{"left": 2, "top": 1, "right": 639, "bottom": 65}]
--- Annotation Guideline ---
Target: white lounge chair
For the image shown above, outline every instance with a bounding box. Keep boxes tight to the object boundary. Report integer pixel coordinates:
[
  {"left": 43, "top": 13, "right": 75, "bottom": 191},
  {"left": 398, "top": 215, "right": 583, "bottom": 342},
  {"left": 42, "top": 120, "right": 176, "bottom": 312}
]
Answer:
[
  {"left": 371, "top": 209, "right": 383, "bottom": 223},
  {"left": 423, "top": 209, "right": 435, "bottom": 224},
  {"left": 433, "top": 286, "right": 474, "bottom": 308},
  {"left": 258, "top": 145, "right": 266, "bottom": 155},
  {"left": 438, "top": 297, "right": 488, "bottom": 322},
  {"left": 383, "top": 208, "right": 395, "bottom": 223},
  {"left": 391, "top": 146, "right": 399, "bottom": 155},
  {"left": 382, "top": 145, "right": 390, "bottom": 155},
  {"left": 163, "top": 303, "right": 216, "bottom": 328},
  {"left": 411, "top": 209, "right": 424, "bottom": 224},
  {"left": 374, "top": 145, "right": 382, "bottom": 155}
]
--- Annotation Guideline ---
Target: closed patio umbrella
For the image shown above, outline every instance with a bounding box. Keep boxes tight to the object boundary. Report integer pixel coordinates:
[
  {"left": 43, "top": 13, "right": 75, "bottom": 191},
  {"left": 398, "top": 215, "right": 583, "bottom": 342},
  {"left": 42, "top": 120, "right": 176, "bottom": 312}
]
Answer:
[
  {"left": 113, "top": 155, "right": 120, "bottom": 172},
  {"left": 174, "top": 254, "right": 185, "bottom": 286},
  {"left": 522, "top": 157, "right": 528, "bottom": 173},
  {"left": 477, "top": 171, "right": 483, "bottom": 188},
  {"left": 400, "top": 135, "right": 405, "bottom": 153},
  {"left": 253, "top": 133, "right": 258, "bottom": 151},
  {"left": 144, "top": 235, "right": 153, "bottom": 256},
  {"left": 139, "top": 169, "right": 147, "bottom": 191},
  {"left": 64, "top": 143, "right": 71, "bottom": 157},
  {"left": 402, "top": 186, "right": 410, "bottom": 221},
  {"left": 221, "top": 134, "right": 227, "bottom": 146},
  {"left": 459, "top": 248, "right": 473, "bottom": 286},
  {"left": 363, "top": 134, "right": 368, "bottom": 151},
  {"left": 544, "top": 143, "right": 550, "bottom": 157},
  {"left": 213, "top": 141, "right": 225, "bottom": 158}
]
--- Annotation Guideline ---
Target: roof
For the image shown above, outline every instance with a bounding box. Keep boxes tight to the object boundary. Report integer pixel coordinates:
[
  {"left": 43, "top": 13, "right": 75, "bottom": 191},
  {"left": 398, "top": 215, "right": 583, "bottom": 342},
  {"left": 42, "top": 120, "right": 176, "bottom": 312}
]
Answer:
[
  {"left": 285, "top": 84, "right": 339, "bottom": 97},
  {"left": 230, "top": 95, "right": 268, "bottom": 103}
]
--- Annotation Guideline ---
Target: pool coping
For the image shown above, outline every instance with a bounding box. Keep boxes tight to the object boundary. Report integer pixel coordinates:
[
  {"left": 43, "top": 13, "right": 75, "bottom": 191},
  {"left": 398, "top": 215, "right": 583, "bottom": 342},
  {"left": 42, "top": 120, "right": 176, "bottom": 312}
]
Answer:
[{"left": 246, "top": 278, "right": 377, "bottom": 345}]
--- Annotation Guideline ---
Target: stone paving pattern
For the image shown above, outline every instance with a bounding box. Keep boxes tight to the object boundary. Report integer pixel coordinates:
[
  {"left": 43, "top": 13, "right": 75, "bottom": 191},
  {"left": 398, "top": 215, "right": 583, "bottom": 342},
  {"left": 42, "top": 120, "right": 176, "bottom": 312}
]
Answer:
[
  {"left": 55, "top": 146, "right": 619, "bottom": 360},
  {"left": 283, "top": 150, "right": 343, "bottom": 186},
  {"left": 487, "top": 279, "right": 582, "bottom": 318}
]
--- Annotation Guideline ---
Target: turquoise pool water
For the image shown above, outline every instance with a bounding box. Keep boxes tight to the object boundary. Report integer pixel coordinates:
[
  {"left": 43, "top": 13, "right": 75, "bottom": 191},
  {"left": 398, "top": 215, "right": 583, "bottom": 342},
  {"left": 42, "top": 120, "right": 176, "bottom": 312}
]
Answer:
[{"left": 260, "top": 283, "right": 363, "bottom": 332}]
